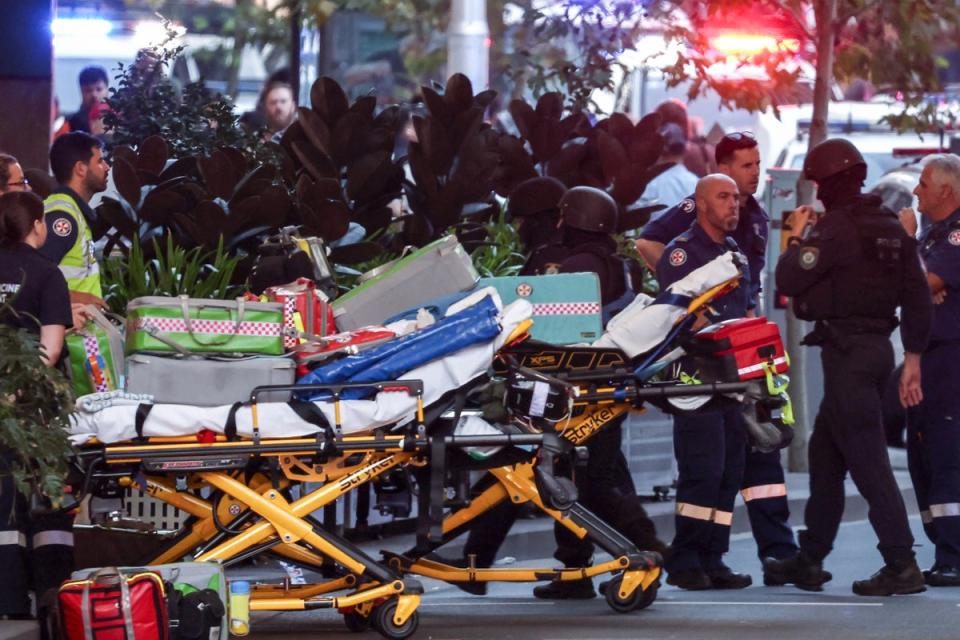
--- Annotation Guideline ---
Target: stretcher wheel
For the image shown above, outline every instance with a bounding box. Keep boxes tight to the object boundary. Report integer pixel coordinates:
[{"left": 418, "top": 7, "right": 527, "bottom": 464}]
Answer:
[
  {"left": 343, "top": 611, "right": 371, "bottom": 633},
  {"left": 604, "top": 575, "right": 658, "bottom": 613},
  {"left": 371, "top": 600, "right": 419, "bottom": 640}
]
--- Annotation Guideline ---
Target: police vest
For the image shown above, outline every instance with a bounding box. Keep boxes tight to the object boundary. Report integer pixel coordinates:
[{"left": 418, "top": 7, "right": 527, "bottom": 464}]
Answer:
[
  {"left": 794, "top": 199, "right": 906, "bottom": 322},
  {"left": 44, "top": 193, "right": 101, "bottom": 298},
  {"left": 568, "top": 242, "right": 641, "bottom": 326}
]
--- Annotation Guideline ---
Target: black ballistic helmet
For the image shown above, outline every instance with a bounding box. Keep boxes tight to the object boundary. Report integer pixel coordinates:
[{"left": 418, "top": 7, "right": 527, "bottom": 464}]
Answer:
[
  {"left": 803, "top": 138, "right": 866, "bottom": 182},
  {"left": 507, "top": 176, "right": 568, "bottom": 218},
  {"left": 558, "top": 186, "right": 619, "bottom": 233}
]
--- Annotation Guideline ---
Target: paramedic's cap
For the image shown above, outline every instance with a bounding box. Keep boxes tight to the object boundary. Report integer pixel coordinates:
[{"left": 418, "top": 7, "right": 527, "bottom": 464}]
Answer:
[{"left": 660, "top": 122, "right": 688, "bottom": 156}]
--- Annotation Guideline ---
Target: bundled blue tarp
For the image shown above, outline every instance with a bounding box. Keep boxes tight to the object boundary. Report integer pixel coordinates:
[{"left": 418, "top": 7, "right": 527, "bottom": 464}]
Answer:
[{"left": 298, "top": 295, "right": 502, "bottom": 400}]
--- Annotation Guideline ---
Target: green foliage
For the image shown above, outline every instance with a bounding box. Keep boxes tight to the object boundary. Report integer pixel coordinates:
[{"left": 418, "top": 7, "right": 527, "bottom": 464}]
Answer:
[
  {"left": 0, "top": 305, "right": 74, "bottom": 503},
  {"left": 511, "top": 1, "right": 647, "bottom": 112},
  {"left": 102, "top": 23, "right": 268, "bottom": 162},
  {"left": 648, "top": 0, "right": 960, "bottom": 132},
  {"left": 100, "top": 235, "right": 244, "bottom": 315},
  {"left": 469, "top": 212, "right": 527, "bottom": 278}
]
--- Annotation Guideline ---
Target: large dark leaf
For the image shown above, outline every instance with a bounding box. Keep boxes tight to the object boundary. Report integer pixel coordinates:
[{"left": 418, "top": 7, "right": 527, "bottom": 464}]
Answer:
[
  {"left": 420, "top": 117, "right": 455, "bottom": 178},
  {"left": 301, "top": 198, "right": 351, "bottom": 242},
  {"left": 111, "top": 145, "right": 137, "bottom": 168},
  {"left": 346, "top": 151, "right": 392, "bottom": 202},
  {"left": 401, "top": 212, "right": 434, "bottom": 247},
  {"left": 618, "top": 204, "right": 665, "bottom": 232},
  {"left": 136, "top": 135, "right": 169, "bottom": 175},
  {"left": 508, "top": 100, "right": 536, "bottom": 139},
  {"left": 290, "top": 141, "right": 338, "bottom": 181},
  {"left": 198, "top": 150, "right": 239, "bottom": 200},
  {"left": 111, "top": 157, "right": 142, "bottom": 207},
  {"left": 634, "top": 111, "right": 662, "bottom": 138},
  {"left": 174, "top": 212, "right": 218, "bottom": 249},
  {"left": 311, "top": 177, "right": 342, "bottom": 202},
  {"left": 443, "top": 73, "right": 474, "bottom": 115},
  {"left": 602, "top": 113, "right": 634, "bottom": 142},
  {"left": 546, "top": 142, "right": 588, "bottom": 183},
  {"left": 231, "top": 164, "right": 278, "bottom": 203},
  {"left": 528, "top": 121, "right": 564, "bottom": 163},
  {"left": 450, "top": 106, "right": 484, "bottom": 153},
  {"left": 473, "top": 89, "right": 497, "bottom": 110},
  {"left": 328, "top": 112, "right": 369, "bottom": 167},
  {"left": 219, "top": 146, "right": 249, "bottom": 179},
  {"left": 349, "top": 95, "right": 377, "bottom": 122},
  {"left": 354, "top": 206, "right": 393, "bottom": 236},
  {"left": 311, "top": 77, "right": 349, "bottom": 125},
  {"left": 136, "top": 170, "right": 161, "bottom": 186},
  {"left": 406, "top": 144, "right": 438, "bottom": 200},
  {"left": 535, "top": 92, "right": 564, "bottom": 121},
  {"left": 421, "top": 87, "right": 450, "bottom": 124},
  {"left": 259, "top": 185, "right": 293, "bottom": 228},
  {"left": 139, "top": 189, "right": 186, "bottom": 226},
  {"left": 225, "top": 195, "right": 260, "bottom": 236},
  {"left": 328, "top": 241, "right": 384, "bottom": 265},
  {"left": 158, "top": 157, "right": 198, "bottom": 182},
  {"left": 297, "top": 107, "right": 331, "bottom": 155},
  {"left": 596, "top": 130, "right": 629, "bottom": 185},
  {"left": 373, "top": 105, "right": 403, "bottom": 130},
  {"left": 96, "top": 197, "right": 138, "bottom": 239}
]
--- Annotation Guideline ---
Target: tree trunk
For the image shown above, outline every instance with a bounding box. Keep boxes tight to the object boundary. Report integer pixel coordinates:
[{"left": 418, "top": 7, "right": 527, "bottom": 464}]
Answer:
[{"left": 786, "top": 0, "right": 837, "bottom": 473}]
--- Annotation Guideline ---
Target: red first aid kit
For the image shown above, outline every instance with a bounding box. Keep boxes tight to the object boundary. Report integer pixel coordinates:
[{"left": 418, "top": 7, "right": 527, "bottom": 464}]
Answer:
[
  {"left": 686, "top": 316, "right": 788, "bottom": 382},
  {"left": 58, "top": 567, "right": 168, "bottom": 640},
  {"left": 263, "top": 278, "right": 337, "bottom": 349},
  {"left": 294, "top": 326, "right": 398, "bottom": 375}
]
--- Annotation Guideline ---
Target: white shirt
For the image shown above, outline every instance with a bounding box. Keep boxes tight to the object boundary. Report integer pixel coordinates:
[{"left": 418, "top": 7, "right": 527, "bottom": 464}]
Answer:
[{"left": 639, "top": 163, "right": 699, "bottom": 210}]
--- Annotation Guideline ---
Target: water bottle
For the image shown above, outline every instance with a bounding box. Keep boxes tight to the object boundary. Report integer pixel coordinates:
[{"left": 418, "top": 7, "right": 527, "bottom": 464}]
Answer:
[{"left": 228, "top": 580, "right": 250, "bottom": 636}]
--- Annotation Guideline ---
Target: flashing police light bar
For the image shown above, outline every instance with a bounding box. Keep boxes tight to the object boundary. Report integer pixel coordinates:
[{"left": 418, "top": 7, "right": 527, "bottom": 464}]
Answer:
[{"left": 710, "top": 33, "right": 800, "bottom": 56}]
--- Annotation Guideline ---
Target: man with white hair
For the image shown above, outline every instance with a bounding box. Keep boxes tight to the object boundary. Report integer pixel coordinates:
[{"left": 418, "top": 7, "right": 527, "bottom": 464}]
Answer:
[{"left": 899, "top": 153, "right": 960, "bottom": 587}]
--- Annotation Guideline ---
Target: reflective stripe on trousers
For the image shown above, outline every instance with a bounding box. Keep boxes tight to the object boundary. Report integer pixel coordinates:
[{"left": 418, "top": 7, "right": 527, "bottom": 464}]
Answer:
[
  {"left": 33, "top": 530, "right": 74, "bottom": 548},
  {"left": 740, "top": 483, "right": 787, "bottom": 502},
  {"left": 676, "top": 502, "right": 733, "bottom": 526},
  {"left": 0, "top": 531, "right": 26, "bottom": 547},
  {"left": 921, "top": 503, "right": 960, "bottom": 523}
]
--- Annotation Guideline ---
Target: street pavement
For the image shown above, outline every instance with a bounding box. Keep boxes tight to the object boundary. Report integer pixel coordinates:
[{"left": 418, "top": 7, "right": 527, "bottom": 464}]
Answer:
[{"left": 245, "top": 515, "right": 957, "bottom": 640}]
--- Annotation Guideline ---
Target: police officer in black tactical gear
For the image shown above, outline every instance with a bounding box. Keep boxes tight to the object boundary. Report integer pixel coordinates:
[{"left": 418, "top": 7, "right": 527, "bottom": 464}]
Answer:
[
  {"left": 454, "top": 185, "right": 664, "bottom": 601},
  {"left": 766, "top": 138, "right": 933, "bottom": 596},
  {"left": 507, "top": 176, "right": 567, "bottom": 274}
]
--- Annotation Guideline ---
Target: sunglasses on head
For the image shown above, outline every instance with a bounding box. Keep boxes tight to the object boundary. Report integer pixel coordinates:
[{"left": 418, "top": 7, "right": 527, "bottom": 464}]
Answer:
[{"left": 723, "top": 131, "right": 756, "bottom": 143}]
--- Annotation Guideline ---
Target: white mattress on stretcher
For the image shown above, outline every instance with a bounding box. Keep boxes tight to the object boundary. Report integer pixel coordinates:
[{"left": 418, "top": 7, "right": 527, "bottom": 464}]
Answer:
[
  {"left": 68, "top": 254, "right": 741, "bottom": 445},
  {"left": 68, "top": 296, "right": 532, "bottom": 445}
]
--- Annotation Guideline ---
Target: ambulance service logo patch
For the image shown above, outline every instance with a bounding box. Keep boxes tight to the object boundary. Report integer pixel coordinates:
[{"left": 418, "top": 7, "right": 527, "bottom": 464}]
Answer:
[
  {"left": 680, "top": 199, "right": 695, "bottom": 213},
  {"left": 799, "top": 247, "right": 819, "bottom": 270},
  {"left": 52, "top": 217, "right": 72, "bottom": 237},
  {"left": 949, "top": 230, "right": 960, "bottom": 246},
  {"left": 669, "top": 248, "right": 687, "bottom": 266},
  {"left": 516, "top": 283, "right": 533, "bottom": 297}
]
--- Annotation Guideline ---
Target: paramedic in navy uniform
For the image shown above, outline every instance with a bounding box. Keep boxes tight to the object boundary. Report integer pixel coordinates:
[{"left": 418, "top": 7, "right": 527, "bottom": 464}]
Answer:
[
  {"left": 0, "top": 191, "right": 73, "bottom": 619},
  {"left": 656, "top": 174, "right": 753, "bottom": 590},
  {"left": 898, "top": 154, "right": 960, "bottom": 587},
  {"left": 637, "top": 132, "right": 800, "bottom": 584},
  {"left": 766, "top": 138, "right": 931, "bottom": 596}
]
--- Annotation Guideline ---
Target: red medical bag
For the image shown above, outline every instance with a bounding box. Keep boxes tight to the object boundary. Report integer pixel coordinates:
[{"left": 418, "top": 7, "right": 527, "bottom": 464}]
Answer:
[
  {"left": 686, "top": 317, "right": 788, "bottom": 382},
  {"left": 264, "top": 278, "right": 337, "bottom": 349},
  {"left": 58, "top": 568, "right": 168, "bottom": 640}
]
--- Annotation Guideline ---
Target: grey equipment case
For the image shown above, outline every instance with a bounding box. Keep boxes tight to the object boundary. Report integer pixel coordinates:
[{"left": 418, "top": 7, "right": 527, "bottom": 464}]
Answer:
[
  {"left": 330, "top": 235, "right": 479, "bottom": 331},
  {"left": 125, "top": 353, "right": 296, "bottom": 405}
]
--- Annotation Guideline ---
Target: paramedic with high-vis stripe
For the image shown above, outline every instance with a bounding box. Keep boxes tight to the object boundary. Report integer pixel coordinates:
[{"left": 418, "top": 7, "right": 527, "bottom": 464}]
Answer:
[
  {"left": 38, "top": 132, "right": 109, "bottom": 309},
  {"left": 655, "top": 174, "right": 753, "bottom": 590}
]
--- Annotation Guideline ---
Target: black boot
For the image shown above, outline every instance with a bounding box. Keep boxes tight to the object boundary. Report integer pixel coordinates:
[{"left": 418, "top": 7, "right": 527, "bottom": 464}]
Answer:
[
  {"left": 666, "top": 568, "right": 712, "bottom": 590},
  {"left": 532, "top": 578, "right": 596, "bottom": 600},
  {"left": 762, "top": 552, "right": 831, "bottom": 591},
  {"left": 706, "top": 566, "right": 752, "bottom": 589},
  {"left": 852, "top": 560, "right": 926, "bottom": 596}
]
